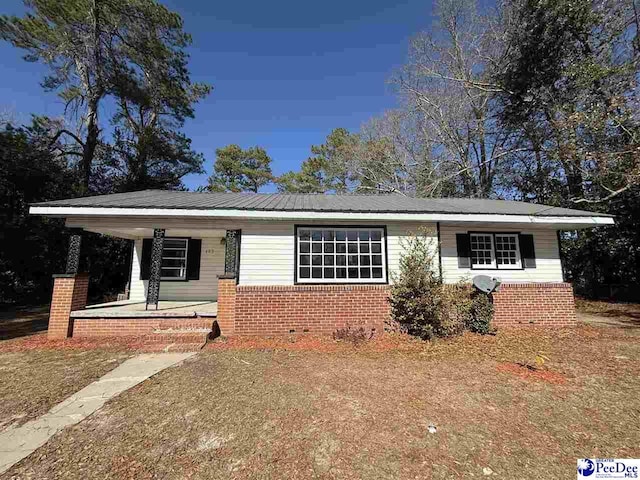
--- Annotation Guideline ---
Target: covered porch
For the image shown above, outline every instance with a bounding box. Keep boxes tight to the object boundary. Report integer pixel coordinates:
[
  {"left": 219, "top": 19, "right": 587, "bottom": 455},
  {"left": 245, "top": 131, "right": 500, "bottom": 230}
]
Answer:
[
  {"left": 45, "top": 219, "right": 243, "bottom": 342},
  {"left": 79, "top": 224, "right": 240, "bottom": 306},
  {"left": 71, "top": 300, "right": 218, "bottom": 318}
]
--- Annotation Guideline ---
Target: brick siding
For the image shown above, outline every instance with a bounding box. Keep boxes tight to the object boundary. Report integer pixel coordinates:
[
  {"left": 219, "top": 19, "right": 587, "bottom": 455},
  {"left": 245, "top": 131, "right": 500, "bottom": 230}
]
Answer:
[
  {"left": 232, "top": 284, "right": 391, "bottom": 336},
  {"left": 47, "top": 277, "right": 577, "bottom": 341},
  {"left": 216, "top": 277, "right": 237, "bottom": 335},
  {"left": 73, "top": 317, "right": 213, "bottom": 337},
  {"left": 492, "top": 282, "right": 577, "bottom": 327},
  {"left": 48, "top": 273, "right": 89, "bottom": 339}
]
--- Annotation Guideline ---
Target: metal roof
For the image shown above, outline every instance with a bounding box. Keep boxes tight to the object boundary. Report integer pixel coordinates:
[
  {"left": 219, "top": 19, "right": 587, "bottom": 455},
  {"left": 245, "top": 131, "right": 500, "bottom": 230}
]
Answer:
[{"left": 31, "top": 189, "right": 612, "bottom": 218}]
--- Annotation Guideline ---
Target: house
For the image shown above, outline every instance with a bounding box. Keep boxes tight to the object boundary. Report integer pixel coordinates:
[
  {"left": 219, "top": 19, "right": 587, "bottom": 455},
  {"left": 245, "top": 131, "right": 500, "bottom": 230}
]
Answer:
[{"left": 30, "top": 190, "right": 614, "bottom": 344}]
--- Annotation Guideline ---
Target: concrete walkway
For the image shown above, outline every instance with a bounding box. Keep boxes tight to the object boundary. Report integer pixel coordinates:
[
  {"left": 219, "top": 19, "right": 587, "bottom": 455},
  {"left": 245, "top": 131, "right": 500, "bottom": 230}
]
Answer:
[{"left": 0, "top": 352, "right": 195, "bottom": 474}]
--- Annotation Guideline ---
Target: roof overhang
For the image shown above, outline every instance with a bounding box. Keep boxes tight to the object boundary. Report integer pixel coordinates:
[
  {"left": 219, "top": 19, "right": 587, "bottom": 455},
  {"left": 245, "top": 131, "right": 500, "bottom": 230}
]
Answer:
[{"left": 29, "top": 205, "right": 615, "bottom": 228}]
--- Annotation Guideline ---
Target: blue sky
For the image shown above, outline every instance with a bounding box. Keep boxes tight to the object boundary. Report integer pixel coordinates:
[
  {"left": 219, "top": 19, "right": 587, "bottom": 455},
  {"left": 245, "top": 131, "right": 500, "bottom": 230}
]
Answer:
[{"left": 0, "top": 0, "right": 434, "bottom": 191}]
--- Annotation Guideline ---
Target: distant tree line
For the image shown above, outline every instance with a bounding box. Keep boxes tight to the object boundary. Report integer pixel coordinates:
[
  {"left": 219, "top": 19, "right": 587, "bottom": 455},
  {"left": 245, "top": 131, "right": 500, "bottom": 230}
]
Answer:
[{"left": 0, "top": 0, "right": 210, "bottom": 304}]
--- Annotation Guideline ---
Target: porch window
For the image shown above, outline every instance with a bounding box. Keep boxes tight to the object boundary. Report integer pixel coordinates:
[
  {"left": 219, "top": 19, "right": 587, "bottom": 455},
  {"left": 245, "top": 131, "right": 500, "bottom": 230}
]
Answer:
[
  {"left": 470, "top": 233, "right": 521, "bottom": 270},
  {"left": 161, "top": 238, "right": 188, "bottom": 280},
  {"left": 296, "top": 227, "right": 387, "bottom": 283}
]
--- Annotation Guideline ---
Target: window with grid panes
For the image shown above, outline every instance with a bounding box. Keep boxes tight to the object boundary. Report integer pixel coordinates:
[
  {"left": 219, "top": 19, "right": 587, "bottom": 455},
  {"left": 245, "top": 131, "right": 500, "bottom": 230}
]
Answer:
[
  {"left": 469, "top": 233, "right": 522, "bottom": 269},
  {"left": 470, "top": 233, "right": 494, "bottom": 268},
  {"left": 296, "top": 227, "right": 386, "bottom": 283},
  {"left": 494, "top": 234, "right": 521, "bottom": 269}
]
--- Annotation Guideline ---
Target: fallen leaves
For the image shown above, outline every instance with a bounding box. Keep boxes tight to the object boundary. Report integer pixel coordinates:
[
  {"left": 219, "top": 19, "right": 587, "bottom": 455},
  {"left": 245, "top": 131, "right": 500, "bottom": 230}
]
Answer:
[
  {"left": 3, "top": 322, "right": 640, "bottom": 479},
  {"left": 0, "top": 349, "right": 129, "bottom": 428}
]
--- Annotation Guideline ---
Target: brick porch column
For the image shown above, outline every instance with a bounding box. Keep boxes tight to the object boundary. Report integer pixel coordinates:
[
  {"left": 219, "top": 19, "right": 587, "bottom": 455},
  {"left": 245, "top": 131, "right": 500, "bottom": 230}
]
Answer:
[
  {"left": 48, "top": 273, "right": 89, "bottom": 339},
  {"left": 216, "top": 274, "right": 237, "bottom": 336}
]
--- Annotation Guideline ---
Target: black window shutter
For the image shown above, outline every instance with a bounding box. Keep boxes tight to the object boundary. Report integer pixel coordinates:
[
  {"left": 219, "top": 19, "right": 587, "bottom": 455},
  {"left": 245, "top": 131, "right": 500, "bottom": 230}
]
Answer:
[
  {"left": 186, "top": 239, "right": 202, "bottom": 280},
  {"left": 519, "top": 234, "right": 536, "bottom": 268},
  {"left": 456, "top": 233, "right": 471, "bottom": 268},
  {"left": 140, "top": 238, "right": 153, "bottom": 280}
]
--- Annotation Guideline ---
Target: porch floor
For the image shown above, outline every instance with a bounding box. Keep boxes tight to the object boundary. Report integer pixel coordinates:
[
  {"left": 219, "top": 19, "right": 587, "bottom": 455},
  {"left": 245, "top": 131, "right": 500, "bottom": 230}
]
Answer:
[{"left": 70, "top": 300, "right": 218, "bottom": 319}]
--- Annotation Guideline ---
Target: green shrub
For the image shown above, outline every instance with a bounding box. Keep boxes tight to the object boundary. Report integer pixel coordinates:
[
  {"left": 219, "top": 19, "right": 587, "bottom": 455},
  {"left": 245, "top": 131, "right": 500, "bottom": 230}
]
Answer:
[
  {"left": 434, "top": 282, "right": 470, "bottom": 337},
  {"left": 388, "top": 229, "right": 444, "bottom": 340},
  {"left": 389, "top": 229, "right": 495, "bottom": 340},
  {"left": 467, "top": 291, "right": 494, "bottom": 334}
]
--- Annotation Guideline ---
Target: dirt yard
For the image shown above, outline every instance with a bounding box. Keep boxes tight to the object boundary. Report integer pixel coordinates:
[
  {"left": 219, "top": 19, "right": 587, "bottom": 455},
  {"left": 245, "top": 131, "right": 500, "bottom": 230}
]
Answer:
[
  {"left": 3, "top": 323, "right": 639, "bottom": 480},
  {"left": 576, "top": 298, "right": 640, "bottom": 328},
  {"left": 0, "top": 350, "right": 130, "bottom": 430},
  {"left": 0, "top": 306, "right": 49, "bottom": 340}
]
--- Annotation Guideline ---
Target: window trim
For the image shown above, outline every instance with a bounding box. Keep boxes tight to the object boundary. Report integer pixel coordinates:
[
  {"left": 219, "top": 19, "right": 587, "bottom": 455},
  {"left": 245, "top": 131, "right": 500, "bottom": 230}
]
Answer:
[
  {"left": 470, "top": 232, "right": 496, "bottom": 269},
  {"left": 468, "top": 231, "right": 524, "bottom": 271},
  {"left": 294, "top": 225, "right": 389, "bottom": 285},
  {"left": 160, "top": 237, "right": 189, "bottom": 282},
  {"left": 494, "top": 233, "right": 522, "bottom": 270}
]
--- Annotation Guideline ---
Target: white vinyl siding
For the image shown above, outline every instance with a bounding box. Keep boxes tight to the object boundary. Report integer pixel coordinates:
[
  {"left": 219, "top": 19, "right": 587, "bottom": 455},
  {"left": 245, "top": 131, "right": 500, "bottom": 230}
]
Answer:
[
  {"left": 239, "top": 222, "right": 295, "bottom": 285},
  {"left": 238, "top": 221, "right": 437, "bottom": 286},
  {"left": 440, "top": 225, "right": 563, "bottom": 283},
  {"left": 386, "top": 223, "right": 438, "bottom": 282},
  {"left": 129, "top": 236, "right": 225, "bottom": 301},
  {"left": 115, "top": 218, "right": 563, "bottom": 296}
]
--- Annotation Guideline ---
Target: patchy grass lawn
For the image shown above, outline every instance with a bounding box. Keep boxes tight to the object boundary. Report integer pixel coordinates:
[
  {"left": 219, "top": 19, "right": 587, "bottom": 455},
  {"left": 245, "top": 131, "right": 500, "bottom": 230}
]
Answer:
[
  {"left": 5, "top": 325, "right": 640, "bottom": 479},
  {"left": 0, "top": 349, "right": 130, "bottom": 430}
]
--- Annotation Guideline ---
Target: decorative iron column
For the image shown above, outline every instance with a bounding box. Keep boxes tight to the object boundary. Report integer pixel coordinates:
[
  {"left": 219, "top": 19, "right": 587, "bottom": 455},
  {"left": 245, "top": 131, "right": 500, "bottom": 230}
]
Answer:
[
  {"left": 65, "top": 229, "right": 83, "bottom": 274},
  {"left": 146, "top": 228, "right": 165, "bottom": 310},
  {"left": 224, "top": 230, "right": 241, "bottom": 280}
]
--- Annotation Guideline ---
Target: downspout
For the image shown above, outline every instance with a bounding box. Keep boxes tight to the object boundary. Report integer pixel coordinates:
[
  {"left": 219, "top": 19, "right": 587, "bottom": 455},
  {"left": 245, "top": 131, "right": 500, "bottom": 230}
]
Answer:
[
  {"left": 436, "top": 222, "right": 443, "bottom": 282},
  {"left": 556, "top": 230, "right": 565, "bottom": 282}
]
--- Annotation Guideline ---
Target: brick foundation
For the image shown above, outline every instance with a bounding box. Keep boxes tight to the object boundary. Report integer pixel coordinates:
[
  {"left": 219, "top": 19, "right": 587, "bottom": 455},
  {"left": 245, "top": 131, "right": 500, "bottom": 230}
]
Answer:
[
  {"left": 49, "top": 279, "right": 576, "bottom": 342},
  {"left": 48, "top": 273, "right": 89, "bottom": 339},
  {"left": 72, "top": 317, "right": 213, "bottom": 337},
  {"left": 492, "top": 282, "right": 577, "bottom": 327},
  {"left": 233, "top": 284, "right": 391, "bottom": 336}
]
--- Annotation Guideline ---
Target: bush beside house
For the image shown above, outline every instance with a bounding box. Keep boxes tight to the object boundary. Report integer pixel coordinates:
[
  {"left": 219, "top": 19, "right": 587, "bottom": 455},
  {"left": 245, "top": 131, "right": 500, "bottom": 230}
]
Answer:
[{"left": 389, "top": 229, "right": 493, "bottom": 340}]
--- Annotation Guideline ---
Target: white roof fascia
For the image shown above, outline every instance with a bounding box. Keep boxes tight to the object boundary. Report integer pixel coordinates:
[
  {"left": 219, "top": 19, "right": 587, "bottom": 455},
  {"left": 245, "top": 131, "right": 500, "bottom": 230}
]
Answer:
[{"left": 29, "top": 206, "right": 615, "bottom": 226}]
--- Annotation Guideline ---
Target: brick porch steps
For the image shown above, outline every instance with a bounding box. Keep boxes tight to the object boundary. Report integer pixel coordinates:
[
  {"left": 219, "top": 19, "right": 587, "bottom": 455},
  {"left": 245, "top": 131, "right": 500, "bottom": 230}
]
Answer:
[{"left": 136, "top": 342, "right": 207, "bottom": 353}]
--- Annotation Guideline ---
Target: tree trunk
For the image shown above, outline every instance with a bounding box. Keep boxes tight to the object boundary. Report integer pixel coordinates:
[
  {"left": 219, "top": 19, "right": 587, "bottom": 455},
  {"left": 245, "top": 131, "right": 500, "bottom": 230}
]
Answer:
[
  {"left": 81, "top": 97, "right": 100, "bottom": 193},
  {"left": 476, "top": 109, "right": 490, "bottom": 198}
]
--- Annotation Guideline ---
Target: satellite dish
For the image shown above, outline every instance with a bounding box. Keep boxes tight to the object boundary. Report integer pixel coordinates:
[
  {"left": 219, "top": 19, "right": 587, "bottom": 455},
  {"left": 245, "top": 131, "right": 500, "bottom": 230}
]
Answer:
[{"left": 472, "top": 275, "right": 502, "bottom": 293}]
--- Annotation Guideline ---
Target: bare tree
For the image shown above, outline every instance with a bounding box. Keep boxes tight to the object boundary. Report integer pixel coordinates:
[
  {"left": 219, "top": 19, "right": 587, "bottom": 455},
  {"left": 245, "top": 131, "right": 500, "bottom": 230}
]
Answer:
[
  {"left": 355, "top": 110, "right": 454, "bottom": 195},
  {"left": 395, "top": 0, "right": 522, "bottom": 198}
]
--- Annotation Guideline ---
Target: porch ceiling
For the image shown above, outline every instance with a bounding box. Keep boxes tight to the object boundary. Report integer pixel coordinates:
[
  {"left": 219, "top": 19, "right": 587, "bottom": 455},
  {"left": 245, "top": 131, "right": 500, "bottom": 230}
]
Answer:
[{"left": 79, "top": 227, "right": 228, "bottom": 240}]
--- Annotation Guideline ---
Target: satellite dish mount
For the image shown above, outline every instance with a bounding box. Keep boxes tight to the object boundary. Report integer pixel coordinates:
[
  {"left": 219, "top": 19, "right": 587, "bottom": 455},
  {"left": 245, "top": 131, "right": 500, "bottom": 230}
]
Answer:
[{"left": 472, "top": 275, "right": 502, "bottom": 294}]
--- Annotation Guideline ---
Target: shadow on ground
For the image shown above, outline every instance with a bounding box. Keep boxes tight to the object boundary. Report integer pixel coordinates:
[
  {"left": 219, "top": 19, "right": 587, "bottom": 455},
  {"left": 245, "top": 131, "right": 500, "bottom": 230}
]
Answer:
[
  {"left": 0, "top": 306, "right": 49, "bottom": 340},
  {"left": 576, "top": 299, "right": 640, "bottom": 329}
]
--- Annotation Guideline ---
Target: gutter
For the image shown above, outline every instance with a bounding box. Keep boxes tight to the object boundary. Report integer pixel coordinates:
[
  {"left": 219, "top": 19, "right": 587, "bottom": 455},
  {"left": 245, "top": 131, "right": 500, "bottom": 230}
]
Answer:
[{"left": 29, "top": 205, "right": 615, "bottom": 225}]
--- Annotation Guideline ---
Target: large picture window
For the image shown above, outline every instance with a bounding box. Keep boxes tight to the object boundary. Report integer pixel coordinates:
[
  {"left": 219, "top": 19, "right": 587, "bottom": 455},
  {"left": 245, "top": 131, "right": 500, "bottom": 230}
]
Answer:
[
  {"left": 470, "top": 233, "right": 521, "bottom": 270},
  {"left": 161, "top": 238, "right": 188, "bottom": 280},
  {"left": 296, "top": 227, "right": 387, "bottom": 283}
]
